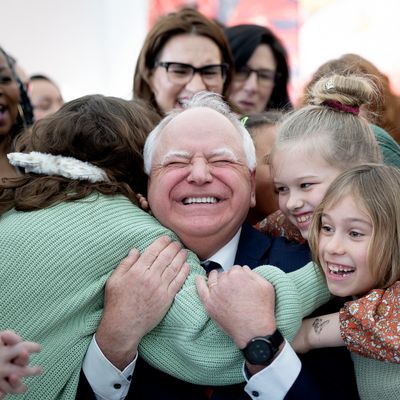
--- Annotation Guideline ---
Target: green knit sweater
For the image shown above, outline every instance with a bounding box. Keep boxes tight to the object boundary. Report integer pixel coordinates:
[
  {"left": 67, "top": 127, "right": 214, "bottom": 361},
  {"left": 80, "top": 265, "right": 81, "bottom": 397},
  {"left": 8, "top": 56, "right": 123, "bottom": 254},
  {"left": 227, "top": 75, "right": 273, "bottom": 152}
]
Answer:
[
  {"left": 353, "top": 355, "right": 399, "bottom": 400},
  {"left": 1, "top": 194, "right": 329, "bottom": 399},
  {"left": 372, "top": 124, "right": 400, "bottom": 167}
]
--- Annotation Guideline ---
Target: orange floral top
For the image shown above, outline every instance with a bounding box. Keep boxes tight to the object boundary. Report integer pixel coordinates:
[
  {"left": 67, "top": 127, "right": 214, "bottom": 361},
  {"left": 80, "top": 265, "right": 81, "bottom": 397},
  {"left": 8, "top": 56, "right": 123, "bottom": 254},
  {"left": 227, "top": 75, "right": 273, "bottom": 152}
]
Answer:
[
  {"left": 339, "top": 281, "right": 400, "bottom": 363},
  {"left": 257, "top": 210, "right": 306, "bottom": 244}
]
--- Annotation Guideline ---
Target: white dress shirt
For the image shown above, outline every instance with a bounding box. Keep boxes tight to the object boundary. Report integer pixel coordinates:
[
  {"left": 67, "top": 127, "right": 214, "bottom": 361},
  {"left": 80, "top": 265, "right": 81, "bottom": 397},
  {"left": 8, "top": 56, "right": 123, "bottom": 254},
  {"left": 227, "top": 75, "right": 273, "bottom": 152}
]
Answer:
[{"left": 83, "top": 228, "right": 301, "bottom": 400}]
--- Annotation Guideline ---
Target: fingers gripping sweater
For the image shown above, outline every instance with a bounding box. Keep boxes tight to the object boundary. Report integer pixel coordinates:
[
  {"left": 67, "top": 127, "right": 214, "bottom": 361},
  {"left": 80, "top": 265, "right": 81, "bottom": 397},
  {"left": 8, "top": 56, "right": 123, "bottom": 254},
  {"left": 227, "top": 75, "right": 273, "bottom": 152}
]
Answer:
[{"left": 0, "top": 194, "right": 329, "bottom": 399}]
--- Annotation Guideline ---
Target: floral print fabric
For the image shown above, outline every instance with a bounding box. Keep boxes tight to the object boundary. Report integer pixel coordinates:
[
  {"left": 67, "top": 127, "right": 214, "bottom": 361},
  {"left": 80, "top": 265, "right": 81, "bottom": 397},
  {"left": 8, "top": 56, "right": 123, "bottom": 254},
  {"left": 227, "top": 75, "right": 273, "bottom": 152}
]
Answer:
[{"left": 340, "top": 281, "right": 400, "bottom": 363}]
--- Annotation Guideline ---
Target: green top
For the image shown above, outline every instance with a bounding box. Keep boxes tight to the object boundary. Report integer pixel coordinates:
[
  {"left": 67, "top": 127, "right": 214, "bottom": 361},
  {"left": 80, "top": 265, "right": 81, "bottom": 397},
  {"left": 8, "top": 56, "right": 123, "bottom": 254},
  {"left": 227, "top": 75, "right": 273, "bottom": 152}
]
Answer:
[
  {"left": 1, "top": 193, "right": 329, "bottom": 399},
  {"left": 353, "top": 354, "right": 399, "bottom": 400},
  {"left": 372, "top": 124, "right": 400, "bottom": 167}
]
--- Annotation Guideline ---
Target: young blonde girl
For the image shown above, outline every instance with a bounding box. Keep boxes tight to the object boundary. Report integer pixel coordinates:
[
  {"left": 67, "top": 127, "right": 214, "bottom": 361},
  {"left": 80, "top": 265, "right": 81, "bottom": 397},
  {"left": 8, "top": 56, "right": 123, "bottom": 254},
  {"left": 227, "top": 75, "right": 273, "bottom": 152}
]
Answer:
[
  {"left": 294, "top": 164, "right": 400, "bottom": 400},
  {"left": 267, "top": 73, "right": 399, "bottom": 397},
  {"left": 270, "top": 73, "right": 382, "bottom": 241}
]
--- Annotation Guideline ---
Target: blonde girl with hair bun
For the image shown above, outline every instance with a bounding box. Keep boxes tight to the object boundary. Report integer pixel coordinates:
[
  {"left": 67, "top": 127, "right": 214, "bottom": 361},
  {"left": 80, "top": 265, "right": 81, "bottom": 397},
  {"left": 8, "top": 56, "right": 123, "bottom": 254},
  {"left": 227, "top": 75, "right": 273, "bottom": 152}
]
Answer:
[
  {"left": 271, "top": 73, "right": 382, "bottom": 241},
  {"left": 268, "top": 74, "right": 399, "bottom": 399}
]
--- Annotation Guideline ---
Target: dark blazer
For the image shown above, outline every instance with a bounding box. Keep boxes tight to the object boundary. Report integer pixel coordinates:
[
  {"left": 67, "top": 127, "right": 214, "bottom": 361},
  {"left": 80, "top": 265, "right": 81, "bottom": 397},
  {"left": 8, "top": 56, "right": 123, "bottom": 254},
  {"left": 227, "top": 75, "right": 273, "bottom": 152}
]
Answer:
[{"left": 77, "top": 224, "right": 358, "bottom": 400}]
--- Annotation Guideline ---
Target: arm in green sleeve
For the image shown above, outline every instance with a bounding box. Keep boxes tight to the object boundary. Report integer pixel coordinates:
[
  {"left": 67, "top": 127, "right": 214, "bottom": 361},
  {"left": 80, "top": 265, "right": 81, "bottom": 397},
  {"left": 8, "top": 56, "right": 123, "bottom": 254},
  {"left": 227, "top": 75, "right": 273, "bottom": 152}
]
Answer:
[{"left": 139, "top": 261, "right": 330, "bottom": 385}]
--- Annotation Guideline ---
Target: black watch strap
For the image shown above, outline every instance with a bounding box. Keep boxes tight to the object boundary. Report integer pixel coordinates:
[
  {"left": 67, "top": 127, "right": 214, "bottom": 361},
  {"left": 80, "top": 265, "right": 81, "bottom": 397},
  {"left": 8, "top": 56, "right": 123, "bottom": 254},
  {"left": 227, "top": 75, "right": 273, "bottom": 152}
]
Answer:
[
  {"left": 241, "top": 329, "right": 284, "bottom": 366},
  {"left": 267, "top": 329, "right": 284, "bottom": 350}
]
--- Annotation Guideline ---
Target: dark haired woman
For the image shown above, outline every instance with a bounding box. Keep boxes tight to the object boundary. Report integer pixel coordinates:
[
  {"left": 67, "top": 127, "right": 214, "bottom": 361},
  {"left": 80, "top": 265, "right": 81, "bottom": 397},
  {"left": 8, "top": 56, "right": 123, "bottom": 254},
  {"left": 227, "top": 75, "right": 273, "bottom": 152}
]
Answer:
[
  {"left": 225, "top": 24, "right": 292, "bottom": 115},
  {"left": 133, "top": 8, "right": 234, "bottom": 115}
]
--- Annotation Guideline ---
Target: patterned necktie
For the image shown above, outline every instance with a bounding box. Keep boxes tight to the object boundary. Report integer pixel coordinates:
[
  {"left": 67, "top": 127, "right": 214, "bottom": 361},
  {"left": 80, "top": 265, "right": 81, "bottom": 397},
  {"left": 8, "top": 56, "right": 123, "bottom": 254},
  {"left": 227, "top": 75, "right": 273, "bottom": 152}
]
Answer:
[{"left": 200, "top": 260, "right": 221, "bottom": 275}]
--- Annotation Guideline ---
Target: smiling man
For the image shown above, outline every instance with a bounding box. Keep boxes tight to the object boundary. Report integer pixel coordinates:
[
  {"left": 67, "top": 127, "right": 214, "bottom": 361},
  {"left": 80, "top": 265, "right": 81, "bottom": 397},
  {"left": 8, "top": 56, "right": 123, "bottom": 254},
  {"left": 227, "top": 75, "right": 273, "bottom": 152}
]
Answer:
[
  {"left": 145, "top": 98, "right": 256, "bottom": 261},
  {"left": 80, "top": 92, "right": 351, "bottom": 400}
]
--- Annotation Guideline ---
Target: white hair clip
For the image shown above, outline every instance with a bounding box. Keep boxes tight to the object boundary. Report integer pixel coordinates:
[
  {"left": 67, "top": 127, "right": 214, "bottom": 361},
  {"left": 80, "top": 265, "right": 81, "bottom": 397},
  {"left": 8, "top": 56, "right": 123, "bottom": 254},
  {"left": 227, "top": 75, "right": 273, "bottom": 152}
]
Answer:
[
  {"left": 325, "top": 78, "right": 335, "bottom": 91},
  {"left": 7, "top": 152, "right": 109, "bottom": 183}
]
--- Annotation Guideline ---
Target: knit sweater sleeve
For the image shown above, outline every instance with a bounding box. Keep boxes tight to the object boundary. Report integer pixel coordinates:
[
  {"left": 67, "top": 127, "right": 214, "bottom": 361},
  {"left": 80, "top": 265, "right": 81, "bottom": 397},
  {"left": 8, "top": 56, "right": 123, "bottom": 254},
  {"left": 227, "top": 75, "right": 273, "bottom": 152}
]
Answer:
[
  {"left": 0, "top": 195, "right": 329, "bottom": 398},
  {"left": 139, "top": 261, "right": 330, "bottom": 385}
]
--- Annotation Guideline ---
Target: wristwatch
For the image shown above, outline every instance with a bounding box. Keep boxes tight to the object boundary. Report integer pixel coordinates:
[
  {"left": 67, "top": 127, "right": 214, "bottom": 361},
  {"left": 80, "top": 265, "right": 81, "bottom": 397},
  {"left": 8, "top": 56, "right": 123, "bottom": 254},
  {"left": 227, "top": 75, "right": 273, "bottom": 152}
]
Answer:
[{"left": 241, "top": 329, "right": 284, "bottom": 365}]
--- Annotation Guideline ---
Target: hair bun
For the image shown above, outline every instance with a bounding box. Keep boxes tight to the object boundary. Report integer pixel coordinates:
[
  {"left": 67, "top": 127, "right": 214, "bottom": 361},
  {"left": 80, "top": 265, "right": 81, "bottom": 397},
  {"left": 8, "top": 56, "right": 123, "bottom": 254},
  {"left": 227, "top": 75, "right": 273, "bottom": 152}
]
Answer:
[{"left": 309, "top": 73, "right": 378, "bottom": 110}]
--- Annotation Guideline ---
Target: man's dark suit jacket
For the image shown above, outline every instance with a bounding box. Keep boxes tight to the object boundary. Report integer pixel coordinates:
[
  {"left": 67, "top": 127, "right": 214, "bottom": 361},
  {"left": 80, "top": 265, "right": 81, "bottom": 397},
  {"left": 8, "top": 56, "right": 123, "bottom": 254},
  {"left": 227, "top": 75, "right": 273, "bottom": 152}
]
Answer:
[{"left": 77, "top": 224, "right": 359, "bottom": 400}]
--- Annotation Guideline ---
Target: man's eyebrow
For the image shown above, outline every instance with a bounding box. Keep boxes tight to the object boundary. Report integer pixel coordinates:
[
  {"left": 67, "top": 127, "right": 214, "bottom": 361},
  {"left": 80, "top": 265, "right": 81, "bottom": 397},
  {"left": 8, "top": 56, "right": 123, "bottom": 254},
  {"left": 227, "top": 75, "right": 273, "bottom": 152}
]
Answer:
[
  {"left": 160, "top": 150, "right": 191, "bottom": 165},
  {"left": 209, "top": 148, "right": 239, "bottom": 161}
]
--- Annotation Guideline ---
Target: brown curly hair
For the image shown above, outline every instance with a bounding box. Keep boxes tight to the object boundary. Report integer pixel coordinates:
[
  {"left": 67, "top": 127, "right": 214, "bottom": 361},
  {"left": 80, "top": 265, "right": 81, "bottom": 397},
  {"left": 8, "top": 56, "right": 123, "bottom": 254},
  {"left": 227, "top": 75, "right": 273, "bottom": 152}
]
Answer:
[{"left": 0, "top": 95, "right": 160, "bottom": 213}]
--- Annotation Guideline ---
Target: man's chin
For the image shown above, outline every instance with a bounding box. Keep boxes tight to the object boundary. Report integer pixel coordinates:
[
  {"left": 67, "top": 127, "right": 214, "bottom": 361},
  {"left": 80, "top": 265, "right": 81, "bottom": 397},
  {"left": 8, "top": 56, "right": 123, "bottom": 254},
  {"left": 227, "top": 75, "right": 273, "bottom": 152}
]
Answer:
[{"left": 175, "top": 223, "right": 222, "bottom": 238}]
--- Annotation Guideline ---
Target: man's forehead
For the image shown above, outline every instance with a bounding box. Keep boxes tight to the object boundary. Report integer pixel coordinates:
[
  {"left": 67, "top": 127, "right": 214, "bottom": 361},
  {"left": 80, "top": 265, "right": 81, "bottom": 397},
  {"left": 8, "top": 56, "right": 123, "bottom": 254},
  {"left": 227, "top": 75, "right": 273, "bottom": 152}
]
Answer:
[
  {"left": 153, "top": 107, "right": 245, "bottom": 160},
  {"left": 165, "top": 106, "right": 237, "bottom": 133}
]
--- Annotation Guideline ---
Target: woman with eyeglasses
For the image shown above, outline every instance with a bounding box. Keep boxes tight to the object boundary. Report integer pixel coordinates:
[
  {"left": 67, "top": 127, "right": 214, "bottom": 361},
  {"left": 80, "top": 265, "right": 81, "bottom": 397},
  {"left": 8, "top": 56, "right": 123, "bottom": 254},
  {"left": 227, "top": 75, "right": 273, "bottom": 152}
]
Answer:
[
  {"left": 133, "top": 7, "right": 234, "bottom": 115},
  {"left": 0, "top": 47, "right": 34, "bottom": 179},
  {"left": 225, "top": 24, "right": 292, "bottom": 115}
]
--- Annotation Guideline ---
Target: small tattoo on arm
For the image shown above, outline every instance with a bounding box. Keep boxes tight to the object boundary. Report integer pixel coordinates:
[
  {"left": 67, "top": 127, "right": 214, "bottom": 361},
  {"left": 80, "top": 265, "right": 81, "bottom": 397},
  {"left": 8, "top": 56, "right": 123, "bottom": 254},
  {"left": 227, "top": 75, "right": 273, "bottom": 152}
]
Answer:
[{"left": 312, "top": 318, "right": 329, "bottom": 334}]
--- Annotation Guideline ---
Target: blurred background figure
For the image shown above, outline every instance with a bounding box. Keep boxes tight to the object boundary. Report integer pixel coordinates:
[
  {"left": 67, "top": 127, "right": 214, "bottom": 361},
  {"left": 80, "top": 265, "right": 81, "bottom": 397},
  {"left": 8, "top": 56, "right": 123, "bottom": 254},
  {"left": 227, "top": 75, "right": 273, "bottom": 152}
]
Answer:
[
  {"left": 244, "top": 110, "right": 304, "bottom": 243},
  {"left": 301, "top": 53, "right": 400, "bottom": 143},
  {"left": 224, "top": 24, "right": 292, "bottom": 115},
  {"left": 7, "top": 54, "right": 29, "bottom": 87},
  {"left": 244, "top": 110, "right": 282, "bottom": 226},
  {"left": 0, "top": 47, "right": 33, "bottom": 179},
  {"left": 133, "top": 7, "right": 234, "bottom": 115},
  {"left": 28, "top": 74, "right": 63, "bottom": 120}
]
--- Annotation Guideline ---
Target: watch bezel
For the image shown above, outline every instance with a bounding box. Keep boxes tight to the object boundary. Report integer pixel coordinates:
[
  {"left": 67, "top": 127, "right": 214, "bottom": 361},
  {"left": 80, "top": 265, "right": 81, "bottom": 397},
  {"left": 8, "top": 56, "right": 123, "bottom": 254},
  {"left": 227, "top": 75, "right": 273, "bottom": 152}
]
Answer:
[{"left": 242, "top": 330, "right": 284, "bottom": 365}]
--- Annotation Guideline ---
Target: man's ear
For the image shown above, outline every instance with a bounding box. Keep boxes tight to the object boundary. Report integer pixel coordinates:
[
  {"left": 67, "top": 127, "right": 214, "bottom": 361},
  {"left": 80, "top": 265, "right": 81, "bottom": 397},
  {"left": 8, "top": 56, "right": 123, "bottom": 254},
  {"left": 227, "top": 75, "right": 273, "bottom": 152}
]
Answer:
[{"left": 249, "top": 169, "right": 256, "bottom": 208}]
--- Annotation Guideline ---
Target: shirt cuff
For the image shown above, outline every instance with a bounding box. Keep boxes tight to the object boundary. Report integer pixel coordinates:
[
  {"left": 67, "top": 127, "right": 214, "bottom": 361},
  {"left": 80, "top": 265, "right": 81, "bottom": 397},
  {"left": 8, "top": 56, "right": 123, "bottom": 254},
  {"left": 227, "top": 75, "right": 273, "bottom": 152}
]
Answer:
[
  {"left": 243, "top": 341, "right": 301, "bottom": 400},
  {"left": 82, "top": 335, "right": 137, "bottom": 400}
]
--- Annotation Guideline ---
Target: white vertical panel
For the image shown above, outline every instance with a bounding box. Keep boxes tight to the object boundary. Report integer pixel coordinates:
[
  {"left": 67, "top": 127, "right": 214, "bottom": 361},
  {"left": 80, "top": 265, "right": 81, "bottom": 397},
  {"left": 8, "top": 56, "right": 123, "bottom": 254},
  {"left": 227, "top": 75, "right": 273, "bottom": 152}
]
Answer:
[{"left": 1, "top": 0, "right": 149, "bottom": 100}]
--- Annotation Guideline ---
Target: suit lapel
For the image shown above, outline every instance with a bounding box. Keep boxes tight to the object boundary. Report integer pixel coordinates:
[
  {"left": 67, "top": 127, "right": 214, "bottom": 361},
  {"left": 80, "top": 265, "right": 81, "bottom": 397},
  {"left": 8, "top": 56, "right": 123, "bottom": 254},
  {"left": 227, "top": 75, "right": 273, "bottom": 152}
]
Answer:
[{"left": 234, "top": 223, "right": 272, "bottom": 269}]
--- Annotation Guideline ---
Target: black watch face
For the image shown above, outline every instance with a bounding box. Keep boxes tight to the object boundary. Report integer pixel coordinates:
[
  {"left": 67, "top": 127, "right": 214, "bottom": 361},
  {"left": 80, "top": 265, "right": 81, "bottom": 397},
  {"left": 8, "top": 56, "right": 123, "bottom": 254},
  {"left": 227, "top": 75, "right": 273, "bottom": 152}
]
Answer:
[{"left": 247, "top": 340, "right": 273, "bottom": 364}]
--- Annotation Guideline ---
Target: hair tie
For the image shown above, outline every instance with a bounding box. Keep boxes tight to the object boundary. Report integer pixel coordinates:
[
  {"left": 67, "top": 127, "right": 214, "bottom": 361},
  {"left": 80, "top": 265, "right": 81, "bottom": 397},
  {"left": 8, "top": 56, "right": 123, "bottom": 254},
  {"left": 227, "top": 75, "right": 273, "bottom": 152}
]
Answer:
[
  {"left": 7, "top": 152, "right": 109, "bottom": 183},
  {"left": 322, "top": 100, "right": 359, "bottom": 116},
  {"left": 240, "top": 116, "right": 249, "bottom": 126}
]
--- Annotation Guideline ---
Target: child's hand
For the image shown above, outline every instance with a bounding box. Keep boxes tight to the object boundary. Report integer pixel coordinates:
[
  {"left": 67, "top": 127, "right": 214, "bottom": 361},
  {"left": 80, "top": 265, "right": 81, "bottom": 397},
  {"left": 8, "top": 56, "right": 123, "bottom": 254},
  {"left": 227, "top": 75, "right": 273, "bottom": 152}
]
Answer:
[{"left": 0, "top": 330, "right": 42, "bottom": 395}]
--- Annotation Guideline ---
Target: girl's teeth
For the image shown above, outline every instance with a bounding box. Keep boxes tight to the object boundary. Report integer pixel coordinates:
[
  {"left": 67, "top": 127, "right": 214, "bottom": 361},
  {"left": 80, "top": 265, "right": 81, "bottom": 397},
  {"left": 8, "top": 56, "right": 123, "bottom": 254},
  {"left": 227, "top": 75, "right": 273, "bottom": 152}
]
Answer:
[
  {"left": 328, "top": 264, "right": 355, "bottom": 276},
  {"left": 296, "top": 215, "right": 311, "bottom": 223}
]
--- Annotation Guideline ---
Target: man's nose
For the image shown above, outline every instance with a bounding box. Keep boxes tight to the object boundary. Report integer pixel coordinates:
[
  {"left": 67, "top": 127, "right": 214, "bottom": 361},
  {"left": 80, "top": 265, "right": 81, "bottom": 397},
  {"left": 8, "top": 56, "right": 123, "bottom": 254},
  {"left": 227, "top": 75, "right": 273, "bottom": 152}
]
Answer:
[
  {"left": 187, "top": 158, "right": 212, "bottom": 184},
  {"left": 185, "top": 72, "right": 207, "bottom": 92}
]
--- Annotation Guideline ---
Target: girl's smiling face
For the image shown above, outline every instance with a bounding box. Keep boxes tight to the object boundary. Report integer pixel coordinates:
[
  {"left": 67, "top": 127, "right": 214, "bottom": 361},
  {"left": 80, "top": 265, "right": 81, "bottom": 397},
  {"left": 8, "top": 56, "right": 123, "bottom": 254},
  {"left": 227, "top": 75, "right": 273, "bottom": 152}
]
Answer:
[
  {"left": 272, "top": 149, "right": 341, "bottom": 240},
  {"left": 318, "top": 195, "right": 375, "bottom": 297}
]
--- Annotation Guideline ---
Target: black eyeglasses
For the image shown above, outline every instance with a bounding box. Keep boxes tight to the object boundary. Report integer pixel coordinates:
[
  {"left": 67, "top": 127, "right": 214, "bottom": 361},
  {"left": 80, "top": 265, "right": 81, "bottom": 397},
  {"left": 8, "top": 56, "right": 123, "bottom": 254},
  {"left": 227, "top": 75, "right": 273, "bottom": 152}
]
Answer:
[
  {"left": 155, "top": 62, "right": 228, "bottom": 85},
  {"left": 235, "top": 66, "right": 276, "bottom": 87}
]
